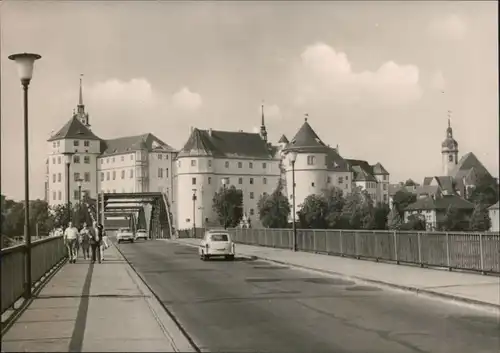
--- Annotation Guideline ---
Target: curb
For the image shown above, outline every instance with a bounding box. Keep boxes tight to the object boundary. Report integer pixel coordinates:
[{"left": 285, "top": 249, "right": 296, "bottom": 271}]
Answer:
[
  {"left": 112, "top": 242, "right": 200, "bottom": 352},
  {"left": 171, "top": 239, "right": 500, "bottom": 315}
]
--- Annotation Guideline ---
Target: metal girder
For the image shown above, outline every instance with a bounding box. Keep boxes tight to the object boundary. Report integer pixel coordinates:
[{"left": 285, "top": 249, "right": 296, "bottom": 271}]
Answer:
[
  {"left": 104, "top": 199, "right": 152, "bottom": 204},
  {"left": 102, "top": 192, "right": 163, "bottom": 200},
  {"left": 105, "top": 205, "right": 143, "bottom": 210}
]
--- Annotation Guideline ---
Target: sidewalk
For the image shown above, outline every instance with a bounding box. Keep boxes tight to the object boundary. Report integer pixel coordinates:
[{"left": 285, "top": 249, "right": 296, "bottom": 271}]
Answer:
[
  {"left": 1, "top": 245, "right": 196, "bottom": 352},
  {"left": 172, "top": 238, "right": 500, "bottom": 313}
]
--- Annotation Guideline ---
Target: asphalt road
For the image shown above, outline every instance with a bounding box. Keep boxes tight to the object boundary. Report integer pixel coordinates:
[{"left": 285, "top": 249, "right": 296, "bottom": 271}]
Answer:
[{"left": 115, "top": 239, "right": 500, "bottom": 353}]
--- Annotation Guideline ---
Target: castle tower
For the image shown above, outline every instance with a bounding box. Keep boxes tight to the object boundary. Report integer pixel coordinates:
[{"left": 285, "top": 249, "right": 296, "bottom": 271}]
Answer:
[
  {"left": 441, "top": 111, "right": 459, "bottom": 176},
  {"left": 75, "top": 74, "right": 90, "bottom": 128}
]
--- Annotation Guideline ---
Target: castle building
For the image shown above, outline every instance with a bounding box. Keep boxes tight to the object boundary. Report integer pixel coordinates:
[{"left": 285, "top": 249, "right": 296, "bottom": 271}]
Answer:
[
  {"left": 281, "top": 117, "right": 390, "bottom": 208},
  {"left": 46, "top": 78, "right": 177, "bottom": 207},
  {"left": 174, "top": 105, "right": 280, "bottom": 230}
]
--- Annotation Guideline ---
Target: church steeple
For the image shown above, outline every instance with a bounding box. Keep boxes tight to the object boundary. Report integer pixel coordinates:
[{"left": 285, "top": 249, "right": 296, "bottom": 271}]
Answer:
[
  {"left": 74, "top": 74, "right": 90, "bottom": 128},
  {"left": 260, "top": 101, "right": 267, "bottom": 142},
  {"left": 441, "top": 109, "right": 459, "bottom": 176}
]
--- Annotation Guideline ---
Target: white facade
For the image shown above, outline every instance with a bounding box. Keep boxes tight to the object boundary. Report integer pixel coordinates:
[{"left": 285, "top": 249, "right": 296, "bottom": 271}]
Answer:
[
  {"left": 283, "top": 152, "right": 353, "bottom": 209},
  {"left": 47, "top": 138, "right": 100, "bottom": 206},
  {"left": 489, "top": 204, "right": 499, "bottom": 231},
  {"left": 175, "top": 155, "right": 280, "bottom": 230}
]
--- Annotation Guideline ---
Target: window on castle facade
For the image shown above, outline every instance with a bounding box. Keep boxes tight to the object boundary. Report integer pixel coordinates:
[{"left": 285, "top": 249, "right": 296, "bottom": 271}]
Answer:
[
  {"left": 311, "top": 182, "right": 315, "bottom": 187},
  {"left": 130, "top": 169, "right": 134, "bottom": 178},
  {"left": 166, "top": 168, "right": 169, "bottom": 178},
  {"left": 383, "top": 184, "right": 387, "bottom": 190},
  {"left": 208, "top": 160, "right": 212, "bottom": 167},
  {"left": 112, "top": 157, "right": 115, "bottom": 163},
  {"left": 327, "top": 177, "right": 331, "bottom": 183},
  {"left": 191, "top": 160, "right": 196, "bottom": 167},
  {"left": 84, "top": 172, "right": 90, "bottom": 182},
  {"left": 238, "top": 178, "right": 243, "bottom": 184},
  {"left": 158, "top": 154, "right": 163, "bottom": 160},
  {"left": 84, "top": 156, "right": 90, "bottom": 164},
  {"left": 121, "top": 170, "right": 125, "bottom": 179},
  {"left": 250, "top": 192, "right": 254, "bottom": 199},
  {"left": 58, "top": 156, "right": 61, "bottom": 164},
  {"left": 106, "top": 172, "right": 110, "bottom": 180},
  {"left": 74, "top": 172, "right": 80, "bottom": 182},
  {"left": 448, "top": 155, "right": 453, "bottom": 162},
  {"left": 52, "top": 157, "right": 56, "bottom": 164},
  {"left": 208, "top": 177, "right": 211, "bottom": 184},
  {"left": 307, "top": 156, "right": 315, "bottom": 165},
  {"left": 158, "top": 168, "right": 163, "bottom": 178},
  {"left": 52, "top": 174, "right": 56, "bottom": 183},
  {"left": 53, "top": 191, "right": 56, "bottom": 201},
  {"left": 58, "top": 173, "right": 61, "bottom": 182},
  {"left": 74, "top": 190, "right": 79, "bottom": 200},
  {"left": 101, "top": 172, "right": 104, "bottom": 182},
  {"left": 112, "top": 171, "right": 116, "bottom": 180},
  {"left": 250, "top": 209, "right": 255, "bottom": 215},
  {"left": 225, "top": 161, "right": 229, "bottom": 168},
  {"left": 250, "top": 178, "right": 254, "bottom": 185},
  {"left": 74, "top": 140, "right": 79, "bottom": 147},
  {"left": 121, "top": 156, "right": 125, "bottom": 162},
  {"left": 262, "top": 162, "right": 267, "bottom": 169},
  {"left": 84, "top": 140, "right": 89, "bottom": 147},
  {"left": 238, "top": 162, "right": 242, "bottom": 168},
  {"left": 58, "top": 191, "right": 61, "bottom": 200},
  {"left": 192, "top": 177, "right": 196, "bottom": 185},
  {"left": 74, "top": 155, "right": 80, "bottom": 163},
  {"left": 263, "top": 177, "right": 267, "bottom": 185},
  {"left": 249, "top": 162, "right": 253, "bottom": 169},
  {"left": 338, "top": 177, "right": 343, "bottom": 184}
]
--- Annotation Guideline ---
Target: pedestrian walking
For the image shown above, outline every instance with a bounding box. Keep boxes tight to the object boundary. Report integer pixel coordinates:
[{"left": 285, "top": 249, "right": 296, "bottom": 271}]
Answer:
[
  {"left": 64, "top": 222, "right": 79, "bottom": 264},
  {"left": 100, "top": 224, "right": 109, "bottom": 261},
  {"left": 90, "top": 221, "right": 102, "bottom": 264},
  {"left": 80, "top": 222, "right": 91, "bottom": 260}
]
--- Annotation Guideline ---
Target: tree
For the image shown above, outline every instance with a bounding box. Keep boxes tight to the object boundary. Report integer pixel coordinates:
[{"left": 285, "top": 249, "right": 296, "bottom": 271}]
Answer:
[
  {"left": 387, "top": 207, "right": 403, "bottom": 230},
  {"left": 297, "top": 194, "right": 328, "bottom": 229},
  {"left": 323, "top": 187, "right": 345, "bottom": 229},
  {"left": 468, "top": 175, "right": 499, "bottom": 206},
  {"left": 51, "top": 203, "right": 73, "bottom": 228},
  {"left": 392, "top": 190, "right": 417, "bottom": 217},
  {"left": 341, "top": 187, "right": 375, "bottom": 229},
  {"left": 212, "top": 185, "right": 243, "bottom": 228},
  {"left": 29, "top": 200, "right": 53, "bottom": 236},
  {"left": 257, "top": 180, "right": 291, "bottom": 228},
  {"left": 400, "top": 214, "right": 426, "bottom": 230},
  {"left": 440, "top": 205, "right": 467, "bottom": 231},
  {"left": 373, "top": 202, "right": 390, "bottom": 230},
  {"left": 1, "top": 201, "right": 24, "bottom": 237},
  {"left": 469, "top": 202, "right": 491, "bottom": 231}
]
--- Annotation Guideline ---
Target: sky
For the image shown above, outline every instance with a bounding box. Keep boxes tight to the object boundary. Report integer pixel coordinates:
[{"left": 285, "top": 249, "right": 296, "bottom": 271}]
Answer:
[{"left": 1, "top": 1, "right": 498, "bottom": 201}]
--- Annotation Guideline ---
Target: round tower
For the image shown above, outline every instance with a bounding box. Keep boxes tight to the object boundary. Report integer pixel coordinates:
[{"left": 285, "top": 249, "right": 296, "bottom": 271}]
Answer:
[
  {"left": 441, "top": 117, "right": 459, "bottom": 176},
  {"left": 282, "top": 116, "right": 329, "bottom": 213}
]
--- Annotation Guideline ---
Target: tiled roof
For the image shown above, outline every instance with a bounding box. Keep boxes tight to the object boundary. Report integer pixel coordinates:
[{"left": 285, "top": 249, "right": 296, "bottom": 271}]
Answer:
[
  {"left": 423, "top": 177, "right": 433, "bottom": 186},
  {"left": 101, "top": 133, "right": 176, "bottom": 156},
  {"left": 489, "top": 201, "right": 499, "bottom": 210},
  {"left": 345, "top": 159, "right": 377, "bottom": 182},
  {"left": 325, "top": 148, "right": 350, "bottom": 172},
  {"left": 422, "top": 176, "right": 458, "bottom": 195},
  {"left": 452, "top": 152, "right": 492, "bottom": 180},
  {"left": 278, "top": 134, "right": 289, "bottom": 143},
  {"left": 372, "top": 162, "right": 389, "bottom": 175},
  {"left": 177, "top": 128, "right": 274, "bottom": 159},
  {"left": 283, "top": 120, "right": 329, "bottom": 152},
  {"left": 405, "top": 195, "right": 475, "bottom": 211},
  {"left": 48, "top": 117, "right": 101, "bottom": 142}
]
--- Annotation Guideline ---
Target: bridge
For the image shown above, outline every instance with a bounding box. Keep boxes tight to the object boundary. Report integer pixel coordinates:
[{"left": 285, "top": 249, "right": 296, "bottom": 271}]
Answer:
[{"left": 1, "top": 219, "right": 499, "bottom": 351}]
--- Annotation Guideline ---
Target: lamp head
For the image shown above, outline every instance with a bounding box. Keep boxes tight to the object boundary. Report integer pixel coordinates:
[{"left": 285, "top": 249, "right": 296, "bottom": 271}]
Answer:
[
  {"left": 8, "top": 53, "right": 42, "bottom": 84},
  {"left": 289, "top": 151, "right": 298, "bottom": 163},
  {"left": 63, "top": 152, "right": 74, "bottom": 164},
  {"left": 221, "top": 177, "right": 229, "bottom": 186}
]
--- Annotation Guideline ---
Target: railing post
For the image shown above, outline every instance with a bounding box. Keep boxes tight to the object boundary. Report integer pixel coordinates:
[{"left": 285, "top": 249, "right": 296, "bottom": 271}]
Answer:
[
  {"left": 264, "top": 228, "right": 267, "bottom": 247},
  {"left": 417, "top": 232, "right": 423, "bottom": 267},
  {"left": 446, "top": 232, "right": 451, "bottom": 271},
  {"left": 312, "top": 229, "right": 316, "bottom": 252},
  {"left": 393, "top": 231, "right": 399, "bottom": 264},
  {"left": 339, "top": 229, "right": 343, "bottom": 256},
  {"left": 325, "top": 230, "right": 329, "bottom": 254},
  {"left": 479, "top": 233, "right": 485, "bottom": 274}
]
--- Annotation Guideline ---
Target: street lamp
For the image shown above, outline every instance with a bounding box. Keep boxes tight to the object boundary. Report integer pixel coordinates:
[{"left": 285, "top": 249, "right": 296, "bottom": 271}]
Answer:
[
  {"left": 221, "top": 177, "right": 229, "bottom": 229},
  {"left": 63, "top": 152, "right": 74, "bottom": 225},
  {"left": 192, "top": 189, "right": 197, "bottom": 238},
  {"left": 289, "top": 151, "right": 298, "bottom": 252},
  {"left": 9, "top": 52, "right": 42, "bottom": 300},
  {"left": 77, "top": 178, "right": 83, "bottom": 228}
]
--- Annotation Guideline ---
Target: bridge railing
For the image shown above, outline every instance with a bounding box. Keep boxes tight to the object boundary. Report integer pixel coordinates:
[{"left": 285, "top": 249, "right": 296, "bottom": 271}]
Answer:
[
  {"left": 1, "top": 235, "right": 66, "bottom": 314},
  {"left": 222, "top": 228, "right": 500, "bottom": 274}
]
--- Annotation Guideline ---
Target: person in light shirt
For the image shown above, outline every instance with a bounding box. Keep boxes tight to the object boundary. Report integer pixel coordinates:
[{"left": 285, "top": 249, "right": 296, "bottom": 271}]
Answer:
[{"left": 64, "top": 222, "right": 79, "bottom": 264}]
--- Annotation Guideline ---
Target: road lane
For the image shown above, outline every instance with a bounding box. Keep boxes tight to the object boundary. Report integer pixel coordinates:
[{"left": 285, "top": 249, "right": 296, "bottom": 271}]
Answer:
[{"left": 115, "top": 239, "right": 500, "bottom": 353}]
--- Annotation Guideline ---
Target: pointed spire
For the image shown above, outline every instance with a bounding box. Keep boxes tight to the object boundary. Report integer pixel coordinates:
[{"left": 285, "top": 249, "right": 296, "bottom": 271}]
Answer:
[
  {"left": 304, "top": 113, "right": 309, "bottom": 122},
  {"left": 259, "top": 100, "right": 267, "bottom": 142},
  {"left": 261, "top": 100, "right": 265, "bottom": 127},
  {"left": 78, "top": 73, "right": 84, "bottom": 106}
]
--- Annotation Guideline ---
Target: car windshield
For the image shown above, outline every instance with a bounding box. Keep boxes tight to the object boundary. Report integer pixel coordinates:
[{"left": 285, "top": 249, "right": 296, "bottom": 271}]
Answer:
[{"left": 210, "top": 233, "right": 229, "bottom": 241}]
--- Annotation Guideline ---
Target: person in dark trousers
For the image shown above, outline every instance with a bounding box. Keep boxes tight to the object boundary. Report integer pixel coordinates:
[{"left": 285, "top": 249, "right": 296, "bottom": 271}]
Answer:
[{"left": 90, "top": 221, "right": 102, "bottom": 264}]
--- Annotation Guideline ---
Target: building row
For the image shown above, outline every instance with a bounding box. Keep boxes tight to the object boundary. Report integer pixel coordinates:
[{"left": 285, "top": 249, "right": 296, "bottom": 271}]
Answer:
[{"left": 45, "top": 81, "right": 391, "bottom": 229}]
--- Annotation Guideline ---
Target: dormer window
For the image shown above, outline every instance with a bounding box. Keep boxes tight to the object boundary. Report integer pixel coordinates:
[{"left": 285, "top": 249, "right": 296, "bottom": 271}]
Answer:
[{"left": 73, "top": 140, "right": 79, "bottom": 147}]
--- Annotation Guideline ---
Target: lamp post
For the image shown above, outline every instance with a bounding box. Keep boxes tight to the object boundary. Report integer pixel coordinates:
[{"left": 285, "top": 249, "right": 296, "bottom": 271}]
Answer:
[
  {"left": 63, "top": 152, "right": 74, "bottom": 225},
  {"left": 192, "top": 189, "right": 197, "bottom": 238},
  {"left": 289, "top": 151, "right": 298, "bottom": 252},
  {"left": 77, "top": 178, "right": 83, "bottom": 227},
  {"left": 221, "top": 177, "right": 229, "bottom": 229},
  {"left": 9, "top": 52, "right": 42, "bottom": 300}
]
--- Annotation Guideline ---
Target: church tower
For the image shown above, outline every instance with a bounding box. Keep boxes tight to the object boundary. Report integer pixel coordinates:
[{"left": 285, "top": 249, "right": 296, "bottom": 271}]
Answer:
[
  {"left": 74, "top": 74, "right": 91, "bottom": 128},
  {"left": 441, "top": 111, "right": 459, "bottom": 176}
]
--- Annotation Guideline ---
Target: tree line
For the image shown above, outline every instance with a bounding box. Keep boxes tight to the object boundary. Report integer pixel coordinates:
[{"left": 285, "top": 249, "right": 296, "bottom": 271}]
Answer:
[
  {"left": 1, "top": 194, "right": 95, "bottom": 248},
  {"left": 210, "top": 175, "right": 498, "bottom": 232}
]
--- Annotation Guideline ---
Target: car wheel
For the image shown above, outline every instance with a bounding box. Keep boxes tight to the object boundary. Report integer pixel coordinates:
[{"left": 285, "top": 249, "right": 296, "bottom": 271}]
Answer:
[
  {"left": 131, "top": 239, "right": 135, "bottom": 243},
  {"left": 118, "top": 240, "right": 121, "bottom": 244},
  {"left": 225, "top": 255, "right": 235, "bottom": 261}
]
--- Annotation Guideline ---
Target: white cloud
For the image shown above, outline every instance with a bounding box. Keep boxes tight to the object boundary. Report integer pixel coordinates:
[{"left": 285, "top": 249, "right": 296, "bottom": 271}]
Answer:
[
  {"left": 294, "top": 43, "right": 422, "bottom": 107},
  {"left": 431, "top": 70, "right": 446, "bottom": 91},
  {"left": 428, "top": 14, "right": 467, "bottom": 41},
  {"left": 171, "top": 87, "right": 202, "bottom": 112}
]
